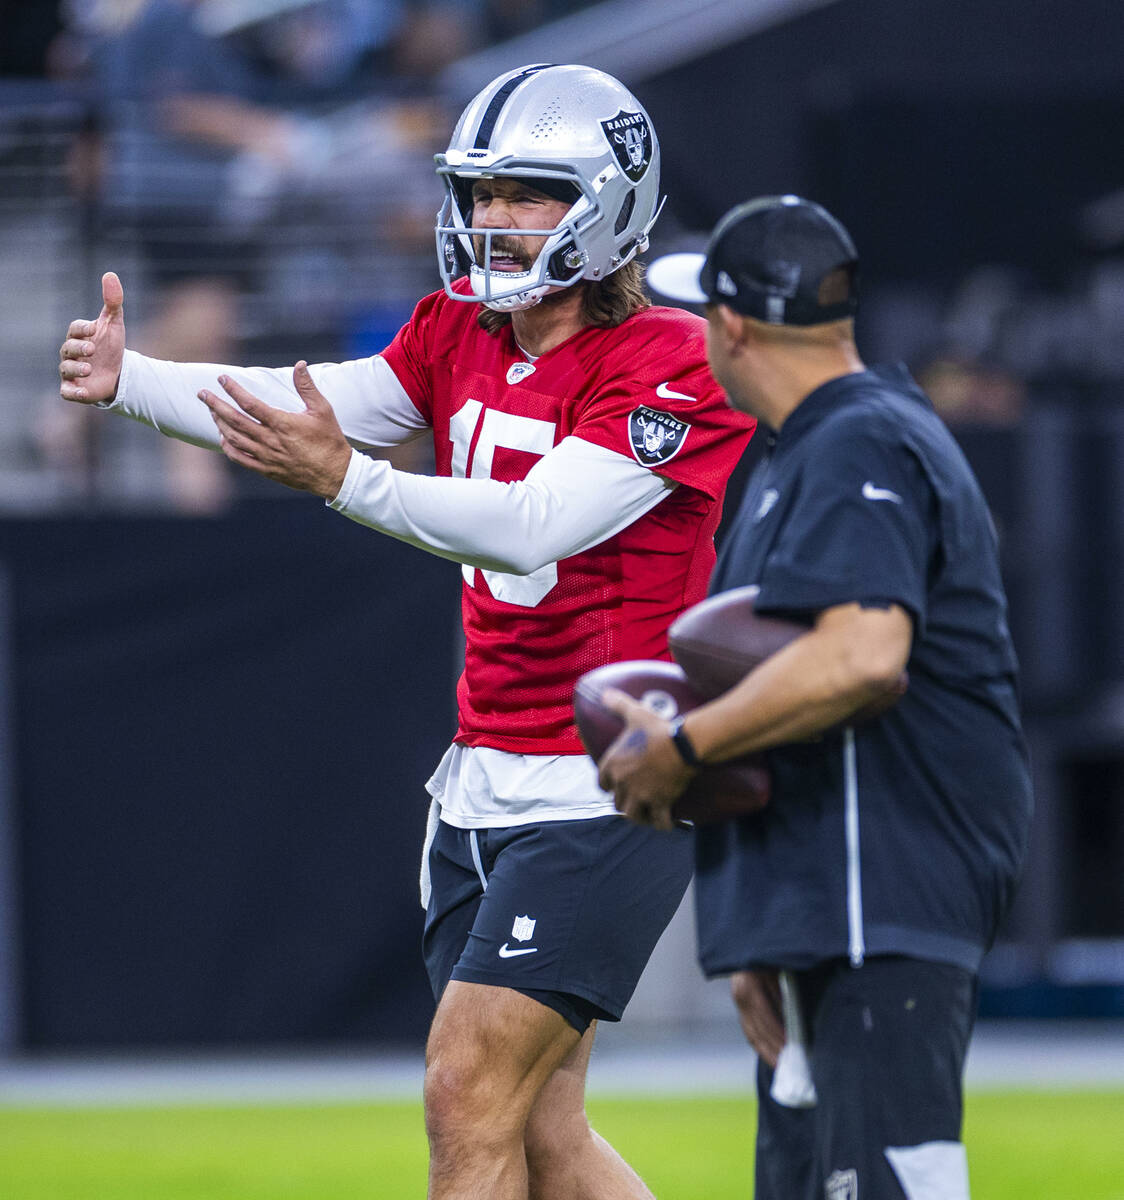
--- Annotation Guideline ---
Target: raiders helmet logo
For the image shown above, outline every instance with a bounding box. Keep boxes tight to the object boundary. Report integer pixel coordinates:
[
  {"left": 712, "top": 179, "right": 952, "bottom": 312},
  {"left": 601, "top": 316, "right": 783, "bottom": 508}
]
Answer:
[
  {"left": 600, "top": 111, "right": 653, "bottom": 183},
  {"left": 628, "top": 406, "right": 689, "bottom": 467}
]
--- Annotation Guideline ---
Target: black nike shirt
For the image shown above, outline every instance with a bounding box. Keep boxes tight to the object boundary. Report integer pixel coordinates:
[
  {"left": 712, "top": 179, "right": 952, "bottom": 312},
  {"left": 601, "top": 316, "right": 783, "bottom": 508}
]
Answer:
[{"left": 695, "top": 365, "right": 1032, "bottom": 976}]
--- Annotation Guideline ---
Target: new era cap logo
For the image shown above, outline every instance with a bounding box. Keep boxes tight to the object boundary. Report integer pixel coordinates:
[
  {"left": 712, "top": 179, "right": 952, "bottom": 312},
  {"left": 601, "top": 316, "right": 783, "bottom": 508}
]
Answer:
[{"left": 716, "top": 271, "right": 737, "bottom": 296}]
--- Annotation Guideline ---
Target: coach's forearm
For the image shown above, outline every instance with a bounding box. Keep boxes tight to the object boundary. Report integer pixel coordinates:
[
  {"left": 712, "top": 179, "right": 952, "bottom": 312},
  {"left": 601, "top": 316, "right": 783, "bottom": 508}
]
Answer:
[{"left": 682, "top": 603, "right": 912, "bottom": 761}]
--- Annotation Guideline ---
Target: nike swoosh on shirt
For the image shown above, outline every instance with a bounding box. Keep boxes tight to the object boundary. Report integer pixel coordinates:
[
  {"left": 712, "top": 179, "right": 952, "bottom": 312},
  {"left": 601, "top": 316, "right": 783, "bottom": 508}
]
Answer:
[
  {"left": 498, "top": 944, "right": 539, "bottom": 958},
  {"left": 656, "top": 382, "right": 697, "bottom": 402},
  {"left": 862, "top": 481, "right": 903, "bottom": 504}
]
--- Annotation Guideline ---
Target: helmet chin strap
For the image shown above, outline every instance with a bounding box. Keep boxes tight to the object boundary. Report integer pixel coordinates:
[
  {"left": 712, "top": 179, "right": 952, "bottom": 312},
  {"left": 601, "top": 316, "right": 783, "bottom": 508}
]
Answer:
[{"left": 484, "top": 293, "right": 543, "bottom": 313}]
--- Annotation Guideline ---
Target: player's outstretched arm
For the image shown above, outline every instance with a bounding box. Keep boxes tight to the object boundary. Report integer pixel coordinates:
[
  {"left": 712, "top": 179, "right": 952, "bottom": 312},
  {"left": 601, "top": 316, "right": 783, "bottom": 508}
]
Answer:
[
  {"left": 58, "top": 272, "right": 125, "bottom": 405},
  {"left": 58, "top": 273, "right": 428, "bottom": 453}
]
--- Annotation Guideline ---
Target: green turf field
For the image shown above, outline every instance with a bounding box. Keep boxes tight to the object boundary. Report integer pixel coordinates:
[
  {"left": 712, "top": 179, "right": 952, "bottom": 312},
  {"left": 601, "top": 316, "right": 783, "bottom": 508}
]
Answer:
[{"left": 0, "top": 1091, "right": 1122, "bottom": 1198}]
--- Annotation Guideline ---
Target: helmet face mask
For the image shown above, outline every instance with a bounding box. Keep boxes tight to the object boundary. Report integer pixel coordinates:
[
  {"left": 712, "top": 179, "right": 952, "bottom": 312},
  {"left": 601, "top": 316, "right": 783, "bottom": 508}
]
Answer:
[{"left": 434, "top": 64, "right": 663, "bottom": 312}]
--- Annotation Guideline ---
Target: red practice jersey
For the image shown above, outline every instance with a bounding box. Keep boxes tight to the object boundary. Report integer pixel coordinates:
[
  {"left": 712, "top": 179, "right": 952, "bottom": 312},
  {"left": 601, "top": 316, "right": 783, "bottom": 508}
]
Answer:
[{"left": 381, "top": 287, "right": 755, "bottom": 753}]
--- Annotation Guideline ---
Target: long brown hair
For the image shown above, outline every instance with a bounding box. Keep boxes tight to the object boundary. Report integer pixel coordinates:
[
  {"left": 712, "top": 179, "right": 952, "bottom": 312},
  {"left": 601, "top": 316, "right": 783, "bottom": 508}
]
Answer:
[{"left": 476, "top": 260, "right": 650, "bottom": 335}]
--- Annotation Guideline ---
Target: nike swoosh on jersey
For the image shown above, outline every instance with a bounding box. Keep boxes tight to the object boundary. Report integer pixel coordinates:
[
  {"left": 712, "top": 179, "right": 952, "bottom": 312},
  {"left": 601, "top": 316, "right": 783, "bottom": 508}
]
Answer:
[
  {"left": 862, "top": 481, "right": 903, "bottom": 504},
  {"left": 656, "top": 381, "right": 697, "bottom": 402},
  {"left": 498, "top": 943, "right": 539, "bottom": 958}
]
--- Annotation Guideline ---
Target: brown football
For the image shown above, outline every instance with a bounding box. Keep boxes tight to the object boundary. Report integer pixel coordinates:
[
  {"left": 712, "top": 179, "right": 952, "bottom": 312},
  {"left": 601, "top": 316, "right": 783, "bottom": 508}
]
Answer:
[
  {"left": 573, "top": 659, "right": 771, "bottom": 823},
  {"left": 669, "top": 585, "right": 908, "bottom": 720}
]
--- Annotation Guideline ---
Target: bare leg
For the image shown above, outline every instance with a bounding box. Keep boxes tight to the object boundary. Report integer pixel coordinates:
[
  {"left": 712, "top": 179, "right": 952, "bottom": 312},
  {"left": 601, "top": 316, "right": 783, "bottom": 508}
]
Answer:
[
  {"left": 424, "top": 981, "right": 582, "bottom": 1200},
  {"left": 524, "top": 1023, "right": 655, "bottom": 1200}
]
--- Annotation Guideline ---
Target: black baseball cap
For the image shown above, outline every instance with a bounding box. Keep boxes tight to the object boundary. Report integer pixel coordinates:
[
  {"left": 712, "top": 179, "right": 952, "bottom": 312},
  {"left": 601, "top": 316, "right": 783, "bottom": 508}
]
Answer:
[{"left": 647, "top": 195, "right": 859, "bottom": 325}]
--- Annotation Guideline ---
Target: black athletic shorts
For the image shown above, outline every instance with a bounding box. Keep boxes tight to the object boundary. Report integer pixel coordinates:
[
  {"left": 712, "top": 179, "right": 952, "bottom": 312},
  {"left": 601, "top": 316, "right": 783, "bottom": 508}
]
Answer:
[
  {"left": 754, "top": 956, "right": 978, "bottom": 1200},
  {"left": 423, "top": 815, "right": 693, "bottom": 1033}
]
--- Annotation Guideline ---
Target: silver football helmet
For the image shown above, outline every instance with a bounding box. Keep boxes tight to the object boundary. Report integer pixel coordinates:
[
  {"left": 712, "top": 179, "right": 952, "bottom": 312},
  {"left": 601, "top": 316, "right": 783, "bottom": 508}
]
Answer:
[{"left": 435, "top": 63, "right": 663, "bottom": 311}]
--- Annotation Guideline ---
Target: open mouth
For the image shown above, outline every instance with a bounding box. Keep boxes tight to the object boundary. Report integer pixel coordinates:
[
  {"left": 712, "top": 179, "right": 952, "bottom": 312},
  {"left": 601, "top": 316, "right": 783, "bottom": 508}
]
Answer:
[
  {"left": 474, "top": 237, "right": 533, "bottom": 273},
  {"left": 488, "top": 254, "right": 531, "bottom": 273}
]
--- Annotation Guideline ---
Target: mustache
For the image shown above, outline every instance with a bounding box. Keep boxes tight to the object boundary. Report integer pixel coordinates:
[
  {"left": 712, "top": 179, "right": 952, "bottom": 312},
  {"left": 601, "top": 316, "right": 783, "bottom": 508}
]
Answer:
[{"left": 472, "top": 235, "right": 533, "bottom": 269}]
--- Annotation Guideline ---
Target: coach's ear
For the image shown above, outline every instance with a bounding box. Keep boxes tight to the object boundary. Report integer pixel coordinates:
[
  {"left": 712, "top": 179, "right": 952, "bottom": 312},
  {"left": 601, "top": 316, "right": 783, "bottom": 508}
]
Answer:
[{"left": 712, "top": 303, "right": 748, "bottom": 353}]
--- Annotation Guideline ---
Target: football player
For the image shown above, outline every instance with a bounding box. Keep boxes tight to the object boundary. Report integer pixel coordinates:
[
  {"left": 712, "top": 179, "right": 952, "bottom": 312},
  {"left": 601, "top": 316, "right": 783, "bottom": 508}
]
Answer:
[{"left": 58, "top": 63, "right": 755, "bottom": 1199}]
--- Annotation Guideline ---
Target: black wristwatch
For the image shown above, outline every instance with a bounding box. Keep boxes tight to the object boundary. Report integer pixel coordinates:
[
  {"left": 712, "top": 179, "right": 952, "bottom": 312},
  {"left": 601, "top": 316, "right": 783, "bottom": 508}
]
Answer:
[{"left": 668, "top": 715, "right": 702, "bottom": 767}]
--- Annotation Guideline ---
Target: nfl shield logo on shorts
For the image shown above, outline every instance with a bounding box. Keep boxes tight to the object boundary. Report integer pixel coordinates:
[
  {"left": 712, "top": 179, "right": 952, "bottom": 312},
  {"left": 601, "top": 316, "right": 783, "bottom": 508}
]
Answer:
[
  {"left": 825, "top": 1168, "right": 858, "bottom": 1200},
  {"left": 628, "top": 406, "right": 689, "bottom": 467},
  {"left": 511, "top": 915, "right": 536, "bottom": 942}
]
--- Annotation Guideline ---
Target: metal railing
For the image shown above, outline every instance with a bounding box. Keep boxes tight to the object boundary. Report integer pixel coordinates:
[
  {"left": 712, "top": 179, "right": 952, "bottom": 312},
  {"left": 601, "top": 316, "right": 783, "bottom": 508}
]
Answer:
[{"left": 0, "top": 87, "right": 444, "bottom": 511}]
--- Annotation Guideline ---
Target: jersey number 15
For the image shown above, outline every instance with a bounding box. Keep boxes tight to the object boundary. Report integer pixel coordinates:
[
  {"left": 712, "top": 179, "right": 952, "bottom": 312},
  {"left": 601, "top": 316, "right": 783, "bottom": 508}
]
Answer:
[{"left": 449, "top": 399, "right": 559, "bottom": 609}]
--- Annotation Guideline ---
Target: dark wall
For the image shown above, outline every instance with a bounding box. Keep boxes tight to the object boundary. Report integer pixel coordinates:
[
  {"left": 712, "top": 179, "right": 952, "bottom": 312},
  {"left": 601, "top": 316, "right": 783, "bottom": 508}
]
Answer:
[
  {"left": 640, "top": 0, "right": 1124, "bottom": 283},
  {"left": 0, "top": 500, "right": 460, "bottom": 1049},
  {"left": 0, "top": 0, "right": 63, "bottom": 77}
]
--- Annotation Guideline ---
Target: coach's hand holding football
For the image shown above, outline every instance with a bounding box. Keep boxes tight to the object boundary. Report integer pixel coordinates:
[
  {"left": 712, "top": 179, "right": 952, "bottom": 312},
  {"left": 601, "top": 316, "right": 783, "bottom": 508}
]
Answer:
[
  {"left": 598, "top": 602, "right": 911, "bottom": 828},
  {"left": 58, "top": 271, "right": 126, "bottom": 405}
]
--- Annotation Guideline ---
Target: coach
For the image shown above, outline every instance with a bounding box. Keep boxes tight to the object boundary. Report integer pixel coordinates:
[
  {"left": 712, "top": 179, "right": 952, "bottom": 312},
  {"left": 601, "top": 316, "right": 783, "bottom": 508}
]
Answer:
[{"left": 598, "top": 196, "right": 1033, "bottom": 1200}]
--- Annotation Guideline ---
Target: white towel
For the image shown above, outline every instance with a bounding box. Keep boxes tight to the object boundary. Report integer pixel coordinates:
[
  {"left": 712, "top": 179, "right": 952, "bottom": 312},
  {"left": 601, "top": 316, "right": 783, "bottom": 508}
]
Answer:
[{"left": 770, "top": 970, "right": 819, "bottom": 1108}]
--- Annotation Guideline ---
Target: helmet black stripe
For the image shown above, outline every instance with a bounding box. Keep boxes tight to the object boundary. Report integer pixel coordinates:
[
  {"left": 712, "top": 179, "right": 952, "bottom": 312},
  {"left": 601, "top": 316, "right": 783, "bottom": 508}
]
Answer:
[{"left": 472, "top": 63, "right": 554, "bottom": 150}]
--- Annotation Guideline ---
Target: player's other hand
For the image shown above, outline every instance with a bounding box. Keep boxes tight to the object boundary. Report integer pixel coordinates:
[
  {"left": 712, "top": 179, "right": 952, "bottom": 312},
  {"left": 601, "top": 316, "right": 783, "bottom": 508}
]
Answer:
[
  {"left": 199, "top": 362, "right": 353, "bottom": 500},
  {"left": 58, "top": 272, "right": 127, "bottom": 405}
]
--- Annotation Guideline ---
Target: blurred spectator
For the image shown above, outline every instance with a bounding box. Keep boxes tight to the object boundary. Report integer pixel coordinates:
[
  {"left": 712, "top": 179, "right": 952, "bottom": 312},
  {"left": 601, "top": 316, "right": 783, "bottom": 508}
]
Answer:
[
  {"left": 478, "top": 0, "right": 601, "bottom": 42},
  {"left": 42, "top": 0, "right": 465, "bottom": 509},
  {"left": 915, "top": 356, "right": 1026, "bottom": 427}
]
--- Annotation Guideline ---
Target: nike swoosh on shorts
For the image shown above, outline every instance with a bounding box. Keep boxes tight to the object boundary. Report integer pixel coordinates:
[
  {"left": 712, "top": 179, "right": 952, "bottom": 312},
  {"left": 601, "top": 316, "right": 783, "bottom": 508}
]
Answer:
[{"left": 498, "top": 943, "right": 539, "bottom": 958}]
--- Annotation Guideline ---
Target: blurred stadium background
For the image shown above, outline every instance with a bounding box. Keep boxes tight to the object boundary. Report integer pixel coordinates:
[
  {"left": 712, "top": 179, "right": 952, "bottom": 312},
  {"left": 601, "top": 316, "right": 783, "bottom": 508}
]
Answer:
[{"left": 1, "top": 0, "right": 1123, "bottom": 1142}]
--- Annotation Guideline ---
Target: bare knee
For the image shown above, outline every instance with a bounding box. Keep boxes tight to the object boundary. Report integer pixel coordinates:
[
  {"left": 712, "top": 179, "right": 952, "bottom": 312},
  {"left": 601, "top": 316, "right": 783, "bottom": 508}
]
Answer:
[
  {"left": 424, "top": 1046, "right": 520, "bottom": 1155},
  {"left": 424, "top": 982, "right": 580, "bottom": 1166}
]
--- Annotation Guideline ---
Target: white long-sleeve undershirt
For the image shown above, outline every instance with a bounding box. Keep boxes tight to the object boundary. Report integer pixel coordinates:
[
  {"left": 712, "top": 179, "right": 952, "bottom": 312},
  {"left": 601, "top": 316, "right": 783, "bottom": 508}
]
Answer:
[
  {"left": 330, "top": 437, "right": 674, "bottom": 574},
  {"left": 105, "top": 350, "right": 676, "bottom": 572},
  {"left": 110, "top": 348, "right": 429, "bottom": 450}
]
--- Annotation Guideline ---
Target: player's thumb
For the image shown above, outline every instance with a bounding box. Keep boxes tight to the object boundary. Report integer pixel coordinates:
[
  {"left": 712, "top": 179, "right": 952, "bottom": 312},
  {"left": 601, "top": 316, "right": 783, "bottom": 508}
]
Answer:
[
  {"left": 292, "top": 361, "right": 325, "bottom": 411},
  {"left": 101, "top": 271, "right": 124, "bottom": 319}
]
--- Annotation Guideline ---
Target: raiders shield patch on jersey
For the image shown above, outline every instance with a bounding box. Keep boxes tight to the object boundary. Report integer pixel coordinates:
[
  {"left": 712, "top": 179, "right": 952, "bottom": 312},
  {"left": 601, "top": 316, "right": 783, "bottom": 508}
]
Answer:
[
  {"left": 628, "top": 406, "right": 689, "bottom": 467},
  {"left": 600, "top": 110, "right": 653, "bottom": 183}
]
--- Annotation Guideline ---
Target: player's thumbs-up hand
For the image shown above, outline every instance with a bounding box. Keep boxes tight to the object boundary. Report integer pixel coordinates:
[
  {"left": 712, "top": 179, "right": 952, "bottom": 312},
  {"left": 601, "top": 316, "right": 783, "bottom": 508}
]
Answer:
[{"left": 58, "top": 272, "right": 127, "bottom": 405}]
